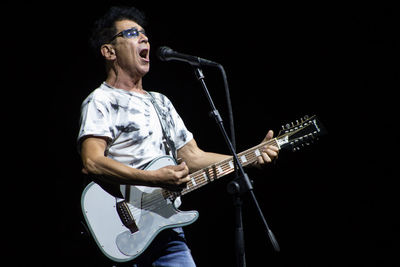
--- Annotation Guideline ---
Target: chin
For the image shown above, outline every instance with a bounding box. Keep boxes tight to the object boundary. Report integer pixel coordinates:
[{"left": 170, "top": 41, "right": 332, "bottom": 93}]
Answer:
[{"left": 140, "top": 65, "right": 150, "bottom": 76}]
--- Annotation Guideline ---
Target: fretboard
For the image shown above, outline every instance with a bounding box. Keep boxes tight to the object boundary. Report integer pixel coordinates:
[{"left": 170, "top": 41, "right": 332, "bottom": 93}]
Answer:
[{"left": 164, "top": 138, "right": 279, "bottom": 199}]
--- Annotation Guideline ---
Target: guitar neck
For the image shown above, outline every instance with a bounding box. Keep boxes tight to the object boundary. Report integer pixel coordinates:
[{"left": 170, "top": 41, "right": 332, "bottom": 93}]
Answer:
[
  {"left": 166, "top": 138, "right": 279, "bottom": 198},
  {"left": 161, "top": 115, "right": 324, "bottom": 200}
]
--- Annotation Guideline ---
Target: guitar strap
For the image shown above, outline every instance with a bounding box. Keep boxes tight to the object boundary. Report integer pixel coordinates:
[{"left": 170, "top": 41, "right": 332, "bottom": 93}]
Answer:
[{"left": 148, "top": 92, "right": 178, "bottom": 161}]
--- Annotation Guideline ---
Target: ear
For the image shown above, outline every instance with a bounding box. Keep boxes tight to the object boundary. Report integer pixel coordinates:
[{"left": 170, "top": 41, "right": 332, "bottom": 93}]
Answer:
[{"left": 100, "top": 44, "right": 116, "bottom": 60}]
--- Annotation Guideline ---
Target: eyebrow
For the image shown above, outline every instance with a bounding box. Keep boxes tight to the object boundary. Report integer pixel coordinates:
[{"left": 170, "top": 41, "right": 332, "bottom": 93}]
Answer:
[
  {"left": 123, "top": 27, "right": 145, "bottom": 34},
  {"left": 120, "top": 25, "right": 144, "bottom": 31}
]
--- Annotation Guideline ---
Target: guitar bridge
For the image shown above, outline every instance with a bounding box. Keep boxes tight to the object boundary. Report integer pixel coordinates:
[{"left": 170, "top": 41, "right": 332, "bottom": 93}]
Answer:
[{"left": 116, "top": 201, "right": 138, "bottom": 233}]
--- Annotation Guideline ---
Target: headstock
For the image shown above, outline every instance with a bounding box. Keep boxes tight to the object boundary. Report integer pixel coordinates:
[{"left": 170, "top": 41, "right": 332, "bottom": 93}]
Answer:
[{"left": 276, "top": 115, "right": 326, "bottom": 152}]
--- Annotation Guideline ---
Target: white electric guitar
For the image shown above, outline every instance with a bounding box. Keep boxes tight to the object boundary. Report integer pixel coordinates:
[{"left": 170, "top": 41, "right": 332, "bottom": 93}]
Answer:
[{"left": 81, "top": 115, "right": 325, "bottom": 262}]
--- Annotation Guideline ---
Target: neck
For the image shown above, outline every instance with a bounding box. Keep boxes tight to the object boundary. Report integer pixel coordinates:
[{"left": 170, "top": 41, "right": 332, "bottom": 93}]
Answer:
[{"left": 106, "top": 67, "right": 147, "bottom": 94}]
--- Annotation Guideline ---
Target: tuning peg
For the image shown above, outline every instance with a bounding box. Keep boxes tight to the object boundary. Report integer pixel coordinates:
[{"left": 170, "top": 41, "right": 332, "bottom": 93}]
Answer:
[
  {"left": 303, "top": 115, "right": 309, "bottom": 120},
  {"left": 285, "top": 123, "right": 291, "bottom": 129},
  {"left": 292, "top": 146, "right": 301, "bottom": 152}
]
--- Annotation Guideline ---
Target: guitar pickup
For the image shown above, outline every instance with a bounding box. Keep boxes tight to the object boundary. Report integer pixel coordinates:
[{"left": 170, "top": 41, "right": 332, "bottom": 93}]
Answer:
[{"left": 116, "top": 201, "right": 138, "bottom": 234}]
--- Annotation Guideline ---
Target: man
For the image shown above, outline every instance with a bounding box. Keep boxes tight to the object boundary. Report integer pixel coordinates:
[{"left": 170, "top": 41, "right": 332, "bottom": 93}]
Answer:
[{"left": 78, "top": 6, "right": 279, "bottom": 266}]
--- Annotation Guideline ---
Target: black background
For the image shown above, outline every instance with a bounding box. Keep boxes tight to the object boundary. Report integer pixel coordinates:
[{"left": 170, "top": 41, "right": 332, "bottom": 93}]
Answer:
[{"left": 7, "top": 1, "right": 398, "bottom": 266}]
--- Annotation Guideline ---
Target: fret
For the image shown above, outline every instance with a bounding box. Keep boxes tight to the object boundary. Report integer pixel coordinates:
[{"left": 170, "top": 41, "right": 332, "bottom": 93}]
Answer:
[
  {"left": 179, "top": 139, "right": 278, "bottom": 196},
  {"left": 211, "top": 165, "right": 218, "bottom": 181},
  {"left": 228, "top": 161, "right": 234, "bottom": 169},
  {"left": 217, "top": 166, "right": 223, "bottom": 174}
]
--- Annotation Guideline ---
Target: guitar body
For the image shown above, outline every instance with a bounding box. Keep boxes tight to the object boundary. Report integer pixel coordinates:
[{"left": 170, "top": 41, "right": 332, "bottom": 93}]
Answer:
[{"left": 81, "top": 156, "right": 199, "bottom": 262}]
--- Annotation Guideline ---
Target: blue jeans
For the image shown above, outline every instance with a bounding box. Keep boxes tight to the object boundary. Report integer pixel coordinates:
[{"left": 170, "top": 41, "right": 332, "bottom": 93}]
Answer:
[{"left": 132, "top": 228, "right": 196, "bottom": 267}]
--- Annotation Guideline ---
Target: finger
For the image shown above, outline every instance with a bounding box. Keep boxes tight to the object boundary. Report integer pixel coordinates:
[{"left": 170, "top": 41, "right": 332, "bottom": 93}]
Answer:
[
  {"left": 173, "top": 162, "right": 189, "bottom": 173},
  {"left": 265, "top": 148, "right": 278, "bottom": 158},
  {"left": 179, "top": 175, "right": 191, "bottom": 184},
  {"left": 261, "top": 152, "right": 272, "bottom": 163},
  {"left": 267, "top": 145, "right": 279, "bottom": 152},
  {"left": 255, "top": 156, "right": 266, "bottom": 169},
  {"left": 174, "top": 161, "right": 186, "bottom": 170},
  {"left": 263, "top": 146, "right": 279, "bottom": 156},
  {"left": 264, "top": 130, "right": 274, "bottom": 141},
  {"left": 174, "top": 162, "right": 189, "bottom": 178}
]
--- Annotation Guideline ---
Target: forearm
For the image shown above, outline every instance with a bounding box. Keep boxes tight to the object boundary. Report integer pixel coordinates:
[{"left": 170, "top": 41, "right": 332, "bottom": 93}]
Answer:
[
  {"left": 186, "top": 151, "right": 230, "bottom": 172},
  {"left": 177, "top": 139, "right": 230, "bottom": 173},
  {"left": 81, "top": 137, "right": 158, "bottom": 186},
  {"left": 81, "top": 137, "right": 191, "bottom": 189},
  {"left": 82, "top": 154, "right": 154, "bottom": 186}
]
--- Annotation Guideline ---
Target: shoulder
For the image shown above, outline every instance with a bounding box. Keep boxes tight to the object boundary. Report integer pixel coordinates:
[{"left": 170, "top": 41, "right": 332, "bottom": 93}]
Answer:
[
  {"left": 149, "top": 91, "right": 173, "bottom": 107},
  {"left": 149, "top": 91, "right": 169, "bottom": 101},
  {"left": 88, "top": 84, "right": 114, "bottom": 102},
  {"left": 82, "top": 84, "right": 119, "bottom": 108}
]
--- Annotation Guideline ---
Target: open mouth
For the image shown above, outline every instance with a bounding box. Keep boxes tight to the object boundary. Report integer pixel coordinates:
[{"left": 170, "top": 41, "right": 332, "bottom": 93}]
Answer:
[{"left": 138, "top": 48, "right": 149, "bottom": 62}]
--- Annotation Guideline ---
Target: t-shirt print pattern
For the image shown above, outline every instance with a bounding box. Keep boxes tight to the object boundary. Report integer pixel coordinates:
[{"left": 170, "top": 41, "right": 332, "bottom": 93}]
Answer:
[{"left": 78, "top": 82, "right": 193, "bottom": 169}]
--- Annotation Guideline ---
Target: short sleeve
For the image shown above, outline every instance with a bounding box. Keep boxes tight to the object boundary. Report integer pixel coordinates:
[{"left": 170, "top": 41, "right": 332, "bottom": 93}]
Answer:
[{"left": 77, "top": 97, "right": 113, "bottom": 150}]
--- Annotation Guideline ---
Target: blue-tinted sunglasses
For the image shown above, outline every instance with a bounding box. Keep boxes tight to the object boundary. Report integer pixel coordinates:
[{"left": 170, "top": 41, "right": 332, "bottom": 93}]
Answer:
[{"left": 109, "top": 27, "right": 146, "bottom": 42}]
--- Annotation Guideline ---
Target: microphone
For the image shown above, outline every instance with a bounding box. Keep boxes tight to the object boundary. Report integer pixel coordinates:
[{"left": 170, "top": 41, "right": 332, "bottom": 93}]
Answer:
[{"left": 157, "top": 46, "right": 219, "bottom": 67}]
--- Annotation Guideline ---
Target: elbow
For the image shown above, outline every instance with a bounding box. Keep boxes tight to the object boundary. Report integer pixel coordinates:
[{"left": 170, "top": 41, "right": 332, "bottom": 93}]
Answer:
[
  {"left": 82, "top": 156, "right": 102, "bottom": 175},
  {"left": 80, "top": 137, "right": 109, "bottom": 176}
]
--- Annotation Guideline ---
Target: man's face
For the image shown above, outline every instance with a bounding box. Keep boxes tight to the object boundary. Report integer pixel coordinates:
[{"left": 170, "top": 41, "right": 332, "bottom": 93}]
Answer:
[{"left": 111, "top": 19, "right": 150, "bottom": 77}]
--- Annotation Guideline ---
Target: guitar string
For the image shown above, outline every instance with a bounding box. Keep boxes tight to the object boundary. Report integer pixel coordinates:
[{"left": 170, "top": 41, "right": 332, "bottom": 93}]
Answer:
[
  {"left": 130, "top": 161, "right": 262, "bottom": 217},
  {"left": 131, "top": 154, "right": 239, "bottom": 213},
  {"left": 127, "top": 138, "right": 280, "bottom": 216},
  {"left": 132, "top": 126, "right": 318, "bottom": 217},
  {"left": 129, "top": 169, "right": 212, "bottom": 215},
  {"left": 123, "top": 120, "right": 319, "bottom": 217},
  {"left": 128, "top": 162, "right": 232, "bottom": 215},
  {"left": 132, "top": 140, "right": 278, "bottom": 214},
  {"left": 130, "top": 169, "right": 211, "bottom": 214},
  {"left": 134, "top": 123, "right": 320, "bottom": 212},
  {"left": 131, "top": 138, "right": 278, "bottom": 213}
]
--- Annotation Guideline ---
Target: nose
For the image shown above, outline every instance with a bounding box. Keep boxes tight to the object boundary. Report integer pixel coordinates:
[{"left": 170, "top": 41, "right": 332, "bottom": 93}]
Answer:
[{"left": 139, "top": 32, "right": 149, "bottom": 43}]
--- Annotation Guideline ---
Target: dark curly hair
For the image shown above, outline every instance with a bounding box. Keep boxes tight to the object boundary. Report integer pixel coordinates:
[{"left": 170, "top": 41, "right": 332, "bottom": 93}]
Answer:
[{"left": 89, "top": 6, "right": 147, "bottom": 55}]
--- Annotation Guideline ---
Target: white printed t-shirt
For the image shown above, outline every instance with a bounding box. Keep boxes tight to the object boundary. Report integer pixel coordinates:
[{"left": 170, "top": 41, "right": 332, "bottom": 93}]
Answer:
[{"left": 78, "top": 82, "right": 193, "bottom": 170}]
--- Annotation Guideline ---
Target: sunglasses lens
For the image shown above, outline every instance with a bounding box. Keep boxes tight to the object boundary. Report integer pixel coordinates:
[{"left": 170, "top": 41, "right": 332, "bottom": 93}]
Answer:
[{"left": 125, "top": 28, "right": 139, "bottom": 38}]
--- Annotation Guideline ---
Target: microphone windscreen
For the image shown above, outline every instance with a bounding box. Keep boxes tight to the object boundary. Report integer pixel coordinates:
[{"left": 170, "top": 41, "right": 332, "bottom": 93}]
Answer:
[{"left": 157, "top": 46, "right": 172, "bottom": 61}]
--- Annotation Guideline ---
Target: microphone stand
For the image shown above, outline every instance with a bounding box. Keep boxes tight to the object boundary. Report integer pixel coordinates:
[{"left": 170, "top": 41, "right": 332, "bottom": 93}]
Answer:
[{"left": 193, "top": 66, "right": 280, "bottom": 267}]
